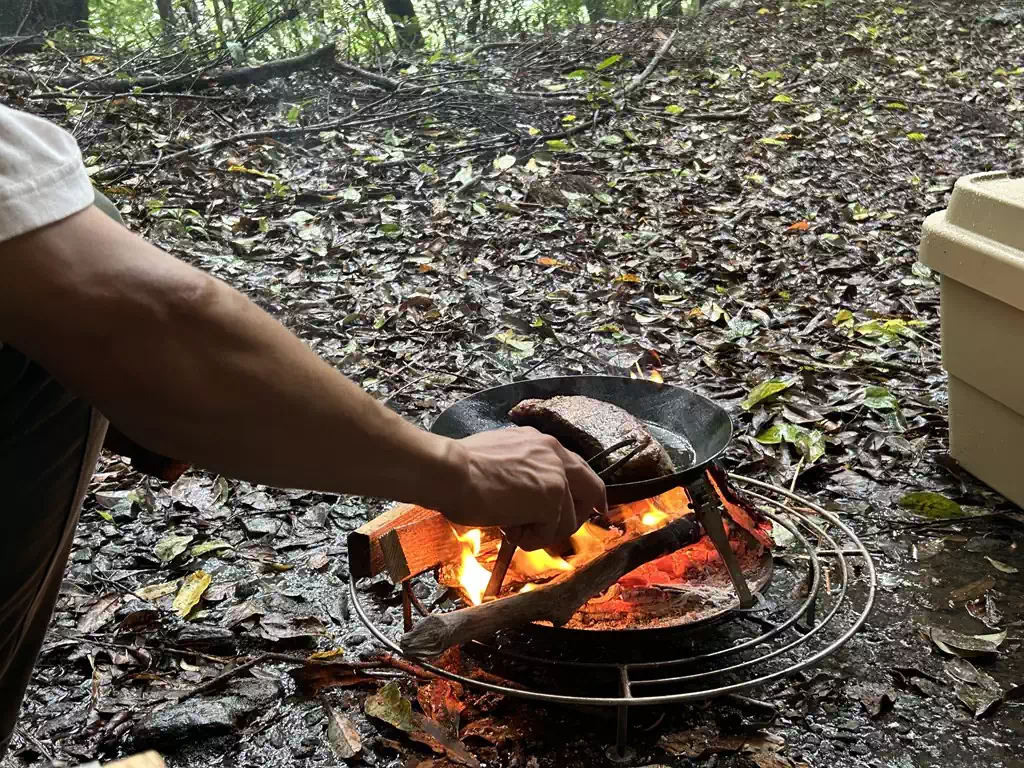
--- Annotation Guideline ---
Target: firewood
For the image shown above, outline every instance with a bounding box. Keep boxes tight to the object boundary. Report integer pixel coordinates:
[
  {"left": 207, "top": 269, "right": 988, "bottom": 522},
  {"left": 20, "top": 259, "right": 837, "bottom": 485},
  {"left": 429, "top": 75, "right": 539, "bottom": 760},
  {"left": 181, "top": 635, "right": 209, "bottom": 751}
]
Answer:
[
  {"left": 104, "top": 752, "right": 166, "bottom": 768},
  {"left": 400, "top": 516, "right": 701, "bottom": 657},
  {"left": 348, "top": 504, "right": 461, "bottom": 580}
]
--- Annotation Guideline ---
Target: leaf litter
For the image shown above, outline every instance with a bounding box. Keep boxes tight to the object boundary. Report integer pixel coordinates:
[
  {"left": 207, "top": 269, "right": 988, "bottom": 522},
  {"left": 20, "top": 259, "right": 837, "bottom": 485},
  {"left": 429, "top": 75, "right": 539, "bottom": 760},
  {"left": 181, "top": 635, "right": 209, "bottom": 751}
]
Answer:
[{"left": 8, "top": 0, "right": 1024, "bottom": 765}]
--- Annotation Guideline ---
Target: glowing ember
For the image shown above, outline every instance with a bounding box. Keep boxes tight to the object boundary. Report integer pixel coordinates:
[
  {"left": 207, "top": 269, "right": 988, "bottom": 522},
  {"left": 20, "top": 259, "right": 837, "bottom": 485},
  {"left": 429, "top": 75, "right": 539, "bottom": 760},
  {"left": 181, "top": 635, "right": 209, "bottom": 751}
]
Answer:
[{"left": 454, "top": 528, "right": 491, "bottom": 606}]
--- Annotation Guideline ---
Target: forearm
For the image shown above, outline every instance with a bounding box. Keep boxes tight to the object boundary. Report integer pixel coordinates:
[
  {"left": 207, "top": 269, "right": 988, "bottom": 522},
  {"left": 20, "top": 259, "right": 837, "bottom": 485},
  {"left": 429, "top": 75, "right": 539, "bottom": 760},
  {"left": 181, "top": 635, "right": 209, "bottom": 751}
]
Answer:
[{"left": 0, "top": 206, "right": 464, "bottom": 508}]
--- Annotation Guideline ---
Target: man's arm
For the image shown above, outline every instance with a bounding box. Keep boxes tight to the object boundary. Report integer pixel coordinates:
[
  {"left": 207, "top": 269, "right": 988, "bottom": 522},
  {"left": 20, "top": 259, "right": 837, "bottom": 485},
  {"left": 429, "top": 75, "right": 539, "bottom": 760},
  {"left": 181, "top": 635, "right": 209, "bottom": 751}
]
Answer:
[{"left": 0, "top": 205, "right": 606, "bottom": 550}]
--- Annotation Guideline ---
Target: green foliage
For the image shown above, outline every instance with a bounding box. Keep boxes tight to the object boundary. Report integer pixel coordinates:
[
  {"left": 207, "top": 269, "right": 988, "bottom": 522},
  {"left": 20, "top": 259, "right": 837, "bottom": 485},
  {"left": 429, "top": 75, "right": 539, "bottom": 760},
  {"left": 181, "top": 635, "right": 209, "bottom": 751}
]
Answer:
[{"left": 84, "top": 0, "right": 702, "bottom": 60}]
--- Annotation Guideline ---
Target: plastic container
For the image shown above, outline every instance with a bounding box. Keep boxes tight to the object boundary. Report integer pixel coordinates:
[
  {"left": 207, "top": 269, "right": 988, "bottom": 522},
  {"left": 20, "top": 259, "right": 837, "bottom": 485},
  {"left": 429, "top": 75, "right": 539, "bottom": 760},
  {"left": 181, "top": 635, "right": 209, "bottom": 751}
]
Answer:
[{"left": 919, "top": 171, "right": 1024, "bottom": 507}]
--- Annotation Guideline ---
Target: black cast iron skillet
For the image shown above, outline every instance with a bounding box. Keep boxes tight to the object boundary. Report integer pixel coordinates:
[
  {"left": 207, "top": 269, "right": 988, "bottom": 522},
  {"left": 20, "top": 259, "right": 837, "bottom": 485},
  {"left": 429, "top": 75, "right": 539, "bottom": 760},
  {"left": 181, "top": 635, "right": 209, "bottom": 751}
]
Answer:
[{"left": 429, "top": 375, "right": 733, "bottom": 506}]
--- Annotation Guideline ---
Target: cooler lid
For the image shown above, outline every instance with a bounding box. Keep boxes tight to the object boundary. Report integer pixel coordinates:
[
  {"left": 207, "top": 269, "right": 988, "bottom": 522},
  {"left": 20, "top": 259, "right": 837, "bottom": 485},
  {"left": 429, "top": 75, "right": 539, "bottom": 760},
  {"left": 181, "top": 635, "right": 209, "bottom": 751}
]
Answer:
[{"left": 920, "top": 171, "right": 1024, "bottom": 312}]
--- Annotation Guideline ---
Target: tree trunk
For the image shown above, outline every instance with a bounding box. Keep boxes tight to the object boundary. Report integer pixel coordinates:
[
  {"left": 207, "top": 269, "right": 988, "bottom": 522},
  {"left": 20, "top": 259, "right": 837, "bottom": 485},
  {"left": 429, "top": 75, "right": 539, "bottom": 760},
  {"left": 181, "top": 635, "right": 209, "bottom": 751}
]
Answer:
[
  {"left": 584, "top": 0, "right": 607, "bottom": 21},
  {"left": 381, "top": 0, "right": 423, "bottom": 49},
  {"left": 467, "top": 0, "right": 481, "bottom": 36},
  {"left": 156, "top": 0, "right": 175, "bottom": 39},
  {"left": 0, "top": 0, "right": 88, "bottom": 36}
]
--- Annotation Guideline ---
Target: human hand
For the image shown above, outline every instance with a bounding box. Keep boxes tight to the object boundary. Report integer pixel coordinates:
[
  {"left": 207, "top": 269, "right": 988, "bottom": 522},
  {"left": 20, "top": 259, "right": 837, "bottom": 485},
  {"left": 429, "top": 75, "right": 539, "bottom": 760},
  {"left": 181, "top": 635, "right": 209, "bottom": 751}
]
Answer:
[{"left": 439, "top": 427, "right": 607, "bottom": 551}]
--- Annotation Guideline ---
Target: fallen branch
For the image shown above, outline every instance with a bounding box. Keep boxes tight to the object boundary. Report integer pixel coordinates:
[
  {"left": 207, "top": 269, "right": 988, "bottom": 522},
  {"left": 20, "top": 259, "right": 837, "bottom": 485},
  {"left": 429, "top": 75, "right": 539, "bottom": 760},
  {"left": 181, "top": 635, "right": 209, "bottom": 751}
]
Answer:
[
  {"left": 0, "top": 34, "right": 46, "bottom": 56},
  {"left": 0, "top": 42, "right": 389, "bottom": 94},
  {"left": 400, "top": 515, "right": 701, "bottom": 657},
  {"left": 94, "top": 101, "right": 435, "bottom": 181},
  {"left": 470, "top": 41, "right": 526, "bottom": 57},
  {"left": 621, "top": 28, "right": 678, "bottom": 99}
]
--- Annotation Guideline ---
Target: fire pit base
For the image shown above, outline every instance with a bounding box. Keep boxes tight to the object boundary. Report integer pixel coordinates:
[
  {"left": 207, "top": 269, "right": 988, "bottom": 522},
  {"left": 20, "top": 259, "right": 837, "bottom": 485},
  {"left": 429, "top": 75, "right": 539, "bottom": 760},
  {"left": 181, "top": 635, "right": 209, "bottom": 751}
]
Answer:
[{"left": 349, "top": 474, "right": 876, "bottom": 760}]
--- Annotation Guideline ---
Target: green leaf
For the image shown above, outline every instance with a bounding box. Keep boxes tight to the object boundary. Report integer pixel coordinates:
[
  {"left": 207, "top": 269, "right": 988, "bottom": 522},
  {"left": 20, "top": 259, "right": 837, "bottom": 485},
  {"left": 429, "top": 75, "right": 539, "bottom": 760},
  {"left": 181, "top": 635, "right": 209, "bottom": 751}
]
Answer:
[
  {"left": 863, "top": 386, "right": 900, "bottom": 411},
  {"left": 286, "top": 105, "right": 301, "bottom": 123},
  {"left": 600, "top": 134, "right": 624, "bottom": 145},
  {"left": 886, "top": 101, "right": 909, "bottom": 110},
  {"left": 417, "top": 163, "right": 436, "bottom": 175},
  {"left": 664, "top": 104, "right": 684, "bottom": 114},
  {"left": 135, "top": 580, "right": 179, "bottom": 600},
  {"left": 899, "top": 491, "right": 963, "bottom": 519},
  {"left": 380, "top": 222, "right": 401, "bottom": 234},
  {"left": 172, "top": 570, "right": 211, "bottom": 618},
  {"left": 794, "top": 429, "right": 826, "bottom": 463},
  {"left": 155, "top": 534, "right": 194, "bottom": 563},
  {"left": 985, "top": 556, "right": 1019, "bottom": 574},
  {"left": 907, "top": 132, "right": 927, "bottom": 141},
  {"left": 472, "top": 201, "right": 487, "bottom": 216},
  {"left": 741, "top": 378, "right": 794, "bottom": 410},
  {"left": 98, "top": 509, "right": 114, "bottom": 523},
  {"left": 595, "top": 54, "right": 622, "bottom": 71},
  {"left": 564, "top": 69, "right": 589, "bottom": 80},
  {"left": 546, "top": 139, "right": 570, "bottom": 151},
  {"left": 772, "top": 93, "right": 794, "bottom": 103},
  {"left": 756, "top": 70, "right": 784, "bottom": 82},
  {"left": 593, "top": 192, "right": 613, "bottom": 205},
  {"left": 365, "top": 681, "right": 416, "bottom": 732},
  {"left": 833, "top": 309, "right": 854, "bottom": 326},
  {"left": 757, "top": 422, "right": 825, "bottom": 463},
  {"left": 493, "top": 154, "right": 516, "bottom": 170},
  {"left": 756, "top": 422, "right": 799, "bottom": 445},
  {"left": 453, "top": 164, "right": 474, "bottom": 185},
  {"left": 343, "top": 186, "right": 361, "bottom": 202},
  {"left": 190, "top": 540, "right": 233, "bottom": 557},
  {"left": 758, "top": 137, "right": 786, "bottom": 146}
]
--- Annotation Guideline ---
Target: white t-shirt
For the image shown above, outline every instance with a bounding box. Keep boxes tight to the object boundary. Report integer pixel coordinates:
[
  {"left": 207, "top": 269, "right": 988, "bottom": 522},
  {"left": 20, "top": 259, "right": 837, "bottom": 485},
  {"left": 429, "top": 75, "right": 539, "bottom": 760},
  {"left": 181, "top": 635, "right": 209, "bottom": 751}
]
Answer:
[{"left": 0, "top": 104, "right": 95, "bottom": 244}]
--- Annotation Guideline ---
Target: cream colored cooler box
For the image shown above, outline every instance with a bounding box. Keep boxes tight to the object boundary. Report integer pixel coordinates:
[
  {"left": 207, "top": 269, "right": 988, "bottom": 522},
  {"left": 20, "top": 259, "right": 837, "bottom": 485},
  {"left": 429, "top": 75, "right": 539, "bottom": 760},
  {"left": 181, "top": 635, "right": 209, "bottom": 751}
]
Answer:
[{"left": 919, "top": 171, "right": 1024, "bottom": 507}]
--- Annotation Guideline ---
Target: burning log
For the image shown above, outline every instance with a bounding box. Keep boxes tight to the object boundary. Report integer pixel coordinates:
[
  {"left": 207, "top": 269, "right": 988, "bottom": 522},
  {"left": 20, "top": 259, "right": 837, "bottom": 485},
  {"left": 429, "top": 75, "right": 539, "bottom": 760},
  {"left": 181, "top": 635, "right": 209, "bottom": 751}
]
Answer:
[{"left": 400, "top": 515, "right": 702, "bottom": 657}]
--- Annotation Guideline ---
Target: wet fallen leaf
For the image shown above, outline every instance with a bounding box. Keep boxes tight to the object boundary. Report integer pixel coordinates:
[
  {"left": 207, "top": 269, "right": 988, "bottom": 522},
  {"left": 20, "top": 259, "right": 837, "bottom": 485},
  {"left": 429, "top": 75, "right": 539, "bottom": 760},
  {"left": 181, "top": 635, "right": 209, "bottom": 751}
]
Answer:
[
  {"left": 741, "top": 378, "right": 795, "bottom": 410},
  {"left": 155, "top": 534, "right": 194, "bottom": 562},
  {"left": 190, "top": 540, "right": 232, "bottom": 557},
  {"left": 984, "top": 556, "right": 1019, "bottom": 574},
  {"left": 365, "top": 680, "right": 416, "bottom": 732},
  {"left": 460, "top": 717, "right": 518, "bottom": 745},
  {"left": 172, "top": 570, "right": 212, "bottom": 618},
  {"left": 418, "top": 678, "right": 464, "bottom": 737},
  {"left": 223, "top": 599, "right": 264, "bottom": 627},
  {"left": 949, "top": 575, "right": 995, "bottom": 602},
  {"left": 899, "top": 491, "right": 962, "bottom": 519},
  {"left": 289, "top": 662, "right": 375, "bottom": 695},
  {"left": 411, "top": 715, "right": 480, "bottom": 768},
  {"left": 930, "top": 626, "right": 1007, "bottom": 657},
  {"left": 78, "top": 594, "right": 123, "bottom": 633},
  {"left": 325, "top": 703, "right": 362, "bottom": 759},
  {"left": 259, "top": 613, "right": 327, "bottom": 643},
  {"left": 134, "top": 580, "right": 179, "bottom": 601}
]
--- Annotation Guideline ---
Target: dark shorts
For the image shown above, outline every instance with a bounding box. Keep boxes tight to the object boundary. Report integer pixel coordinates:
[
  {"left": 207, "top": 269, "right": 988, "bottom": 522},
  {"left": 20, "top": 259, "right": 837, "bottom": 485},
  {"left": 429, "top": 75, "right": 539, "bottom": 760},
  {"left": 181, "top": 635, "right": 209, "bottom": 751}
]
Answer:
[{"left": 0, "top": 193, "right": 119, "bottom": 753}]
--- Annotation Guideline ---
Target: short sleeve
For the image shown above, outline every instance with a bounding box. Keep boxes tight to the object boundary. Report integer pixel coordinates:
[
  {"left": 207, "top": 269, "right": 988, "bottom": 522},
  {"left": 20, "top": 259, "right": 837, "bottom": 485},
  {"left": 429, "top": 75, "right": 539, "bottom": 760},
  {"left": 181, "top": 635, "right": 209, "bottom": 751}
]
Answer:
[{"left": 0, "top": 104, "right": 95, "bottom": 244}]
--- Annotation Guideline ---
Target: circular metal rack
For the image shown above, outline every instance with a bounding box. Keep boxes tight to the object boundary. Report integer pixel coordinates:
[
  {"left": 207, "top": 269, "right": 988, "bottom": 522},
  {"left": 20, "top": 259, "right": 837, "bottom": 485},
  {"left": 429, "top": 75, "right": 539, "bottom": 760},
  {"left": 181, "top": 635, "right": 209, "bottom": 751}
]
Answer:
[{"left": 350, "top": 474, "right": 877, "bottom": 760}]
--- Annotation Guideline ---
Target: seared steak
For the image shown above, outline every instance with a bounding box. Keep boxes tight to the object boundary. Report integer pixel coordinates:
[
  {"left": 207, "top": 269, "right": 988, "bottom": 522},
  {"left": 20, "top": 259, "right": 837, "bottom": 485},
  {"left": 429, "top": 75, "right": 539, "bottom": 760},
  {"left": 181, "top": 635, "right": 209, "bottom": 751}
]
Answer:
[{"left": 508, "top": 395, "right": 674, "bottom": 483}]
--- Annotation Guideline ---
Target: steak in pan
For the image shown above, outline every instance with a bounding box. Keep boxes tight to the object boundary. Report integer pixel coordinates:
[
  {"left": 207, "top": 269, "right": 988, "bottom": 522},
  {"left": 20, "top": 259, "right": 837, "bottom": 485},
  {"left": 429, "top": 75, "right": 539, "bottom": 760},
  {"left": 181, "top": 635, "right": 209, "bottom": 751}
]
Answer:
[{"left": 508, "top": 395, "right": 674, "bottom": 483}]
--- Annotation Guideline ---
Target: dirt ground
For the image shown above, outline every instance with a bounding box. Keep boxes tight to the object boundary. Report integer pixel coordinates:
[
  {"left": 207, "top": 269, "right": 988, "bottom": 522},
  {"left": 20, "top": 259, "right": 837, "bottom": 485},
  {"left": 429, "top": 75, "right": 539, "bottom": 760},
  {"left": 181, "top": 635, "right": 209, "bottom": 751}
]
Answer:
[{"left": 2, "top": 0, "right": 1024, "bottom": 766}]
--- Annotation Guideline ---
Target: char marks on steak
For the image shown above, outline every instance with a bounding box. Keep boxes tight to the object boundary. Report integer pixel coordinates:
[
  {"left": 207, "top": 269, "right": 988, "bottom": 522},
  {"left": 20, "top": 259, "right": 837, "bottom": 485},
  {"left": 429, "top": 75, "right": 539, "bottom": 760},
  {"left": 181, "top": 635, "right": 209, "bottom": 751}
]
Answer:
[{"left": 508, "top": 395, "right": 674, "bottom": 483}]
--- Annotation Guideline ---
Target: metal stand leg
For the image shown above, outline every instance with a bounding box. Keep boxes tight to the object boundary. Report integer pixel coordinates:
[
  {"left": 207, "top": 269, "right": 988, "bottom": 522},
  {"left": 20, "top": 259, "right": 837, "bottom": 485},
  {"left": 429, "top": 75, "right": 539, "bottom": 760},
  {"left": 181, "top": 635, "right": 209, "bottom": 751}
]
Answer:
[
  {"left": 688, "top": 476, "right": 755, "bottom": 609},
  {"left": 605, "top": 667, "right": 635, "bottom": 763},
  {"left": 401, "top": 582, "right": 414, "bottom": 632}
]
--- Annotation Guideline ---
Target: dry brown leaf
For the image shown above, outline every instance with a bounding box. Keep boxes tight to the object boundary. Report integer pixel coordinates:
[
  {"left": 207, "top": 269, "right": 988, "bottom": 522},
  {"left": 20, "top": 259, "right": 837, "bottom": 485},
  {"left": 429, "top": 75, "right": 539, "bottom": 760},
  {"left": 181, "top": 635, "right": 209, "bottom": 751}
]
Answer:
[
  {"left": 78, "top": 593, "right": 123, "bottom": 633},
  {"left": 325, "top": 703, "right": 361, "bottom": 759}
]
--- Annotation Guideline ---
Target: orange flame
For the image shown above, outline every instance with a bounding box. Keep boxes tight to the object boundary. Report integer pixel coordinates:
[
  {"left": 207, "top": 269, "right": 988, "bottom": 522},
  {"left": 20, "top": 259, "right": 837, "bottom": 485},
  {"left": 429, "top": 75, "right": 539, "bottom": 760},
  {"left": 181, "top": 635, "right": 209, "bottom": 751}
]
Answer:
[
  {"left": 513, "top": 547, "right": 572, "bottom": 577},
  {"left": 630, "top": 362, "right": 664, "bottom": 382},
  {"left": 454, "top": 529, "right": 491, "bottom": 606}
]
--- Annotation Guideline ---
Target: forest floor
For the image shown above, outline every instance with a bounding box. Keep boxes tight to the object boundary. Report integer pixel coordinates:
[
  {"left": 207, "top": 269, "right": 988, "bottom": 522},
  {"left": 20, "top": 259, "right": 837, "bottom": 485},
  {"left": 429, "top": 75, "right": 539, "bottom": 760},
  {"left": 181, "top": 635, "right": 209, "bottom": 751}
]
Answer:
[{"left": 3, "top": 0, "right": 1024, "bottom": 766}]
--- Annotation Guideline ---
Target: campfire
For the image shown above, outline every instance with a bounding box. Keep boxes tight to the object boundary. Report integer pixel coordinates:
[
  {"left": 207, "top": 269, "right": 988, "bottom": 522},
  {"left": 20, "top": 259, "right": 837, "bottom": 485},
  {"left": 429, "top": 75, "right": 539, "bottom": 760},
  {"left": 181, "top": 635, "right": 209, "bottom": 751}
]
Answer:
[{"left": 440, "top": 476, "right": 773, "bottom": 631}]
